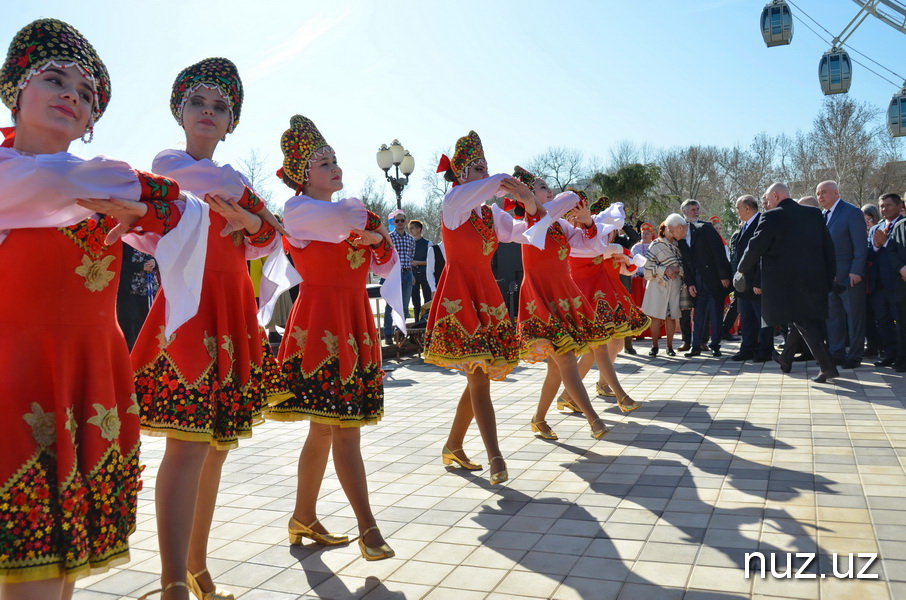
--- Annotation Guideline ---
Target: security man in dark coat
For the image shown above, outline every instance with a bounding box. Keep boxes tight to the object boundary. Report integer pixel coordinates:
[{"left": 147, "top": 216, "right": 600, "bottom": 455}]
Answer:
[
  {"left": 738, "top": 183, "right": 839, "bottom": 383},
  {"left": 888, "top": 215, "right": 906, "bottom": 373},
  {"left": 729, "top": 194, "right": 773, "bottom": 362}
]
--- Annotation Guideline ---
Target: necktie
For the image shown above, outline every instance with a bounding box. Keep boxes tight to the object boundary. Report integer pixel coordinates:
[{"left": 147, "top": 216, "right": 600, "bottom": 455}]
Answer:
[
  {"left": 886, "top": 221, "right": 894, "bottom": 234},
  {"left": 824, "top": 210, "right": 830, "bottom": 225}
]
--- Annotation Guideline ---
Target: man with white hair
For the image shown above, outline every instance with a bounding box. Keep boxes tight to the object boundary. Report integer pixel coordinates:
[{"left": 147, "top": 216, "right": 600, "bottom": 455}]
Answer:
[
  {"left": 739, "top": 183, "right": 838, "bottom": 383},
  {"left": 817, "top": 180, "right": 867, "bottom": 369}
]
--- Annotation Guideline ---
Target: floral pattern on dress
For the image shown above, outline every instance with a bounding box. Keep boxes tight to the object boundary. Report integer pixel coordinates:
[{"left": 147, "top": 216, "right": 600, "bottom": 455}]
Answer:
[
  {"left": 423, "top": 310, "right": 518, "bottom": 381},
  {"left": 0, "top": 445, "right": 140, "bottom": 582}
]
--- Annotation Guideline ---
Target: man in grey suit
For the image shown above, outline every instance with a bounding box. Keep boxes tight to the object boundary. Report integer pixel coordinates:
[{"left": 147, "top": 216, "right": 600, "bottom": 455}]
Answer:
[{"left": 817, "top": 180, "right": 867, "bottom": 369}]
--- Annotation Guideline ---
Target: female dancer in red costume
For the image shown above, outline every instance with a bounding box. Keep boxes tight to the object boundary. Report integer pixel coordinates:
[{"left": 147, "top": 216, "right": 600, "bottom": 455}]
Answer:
[
  {"left": 0, "top": 19, "right": 195, "bottom": 600},
  {"left": 130, "top": 58, "right": 290, "bottom": 600},
  {"left": 558, "top": 198, "right": 650, "bottom": 412},
  {"left": 268, "top": 115, "right": 400, "bottom": 561},
  {"left": 424, "top": 132, "right": 542, "bottom": 485},
  {"left": 510, "top": 168, "right": 611, "bottom": 440}
]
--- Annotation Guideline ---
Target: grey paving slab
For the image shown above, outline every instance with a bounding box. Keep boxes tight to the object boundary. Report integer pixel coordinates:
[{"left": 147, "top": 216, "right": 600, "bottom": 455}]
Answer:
[{"left": 72, "top": 346, "right": 906, "bottom": 599}]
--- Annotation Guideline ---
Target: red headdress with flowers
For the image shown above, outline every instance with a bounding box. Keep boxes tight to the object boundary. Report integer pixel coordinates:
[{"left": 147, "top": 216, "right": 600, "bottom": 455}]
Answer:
[
  {"left": 171, "top": 57, "right": 243, "bottom": 134},
  {"left": 277, "top": 115, "right": 333, "bottom": 189},
  {"left": 436, "top": 130, "right": 486, "bottom": 183}
]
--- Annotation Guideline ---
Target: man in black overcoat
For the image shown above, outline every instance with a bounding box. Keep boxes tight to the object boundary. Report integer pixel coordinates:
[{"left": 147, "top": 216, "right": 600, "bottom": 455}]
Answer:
[
  {"left": 887, "top": 216, "right": 906, "bottom": 372},
  {"left": 679, "top": 211, "right": 732, "bottom": 357},
  {"left": 738, "top": 183, "right": 839, "bottom": 382},
  {"left": 729, "top": 195, "right": 773, "bottom": 362}
]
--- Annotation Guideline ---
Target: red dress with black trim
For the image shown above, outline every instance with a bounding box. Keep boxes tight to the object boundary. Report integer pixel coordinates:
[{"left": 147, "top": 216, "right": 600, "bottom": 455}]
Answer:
[
  {"left": 424, "top": 175, "right": 524, "bottom": 381},
  {"left": 269, "top": 204, "right": 395, "bottom": 427},
  {"left": 568, "top": 246, "right": 651, "bottom": 340},
  {"left": 517, "top": 219, "right": 612, "bottom": 362},
  {"left": 0, "top": 170, "right": 178, "bottom": 583}
]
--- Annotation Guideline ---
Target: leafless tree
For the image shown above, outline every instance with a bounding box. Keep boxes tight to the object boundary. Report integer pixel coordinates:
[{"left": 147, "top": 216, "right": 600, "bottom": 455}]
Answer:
[
  {"left": 236, "top": 148, "right": 282, "bottom": 214},
  {"left": 526, "top": 146, "right": 587, "bottom": 192}
]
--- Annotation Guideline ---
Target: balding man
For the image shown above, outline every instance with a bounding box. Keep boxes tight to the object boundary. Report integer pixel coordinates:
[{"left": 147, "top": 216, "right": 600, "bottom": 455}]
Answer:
[
  {"left": 798, "top": 196, "right": 820, "bottom": 209},
  {"left": 738, "top": 183, "right": 838, "bottom": 383},
  {"left": 817, "top": 181, "right": 867, "bottom": 368}
]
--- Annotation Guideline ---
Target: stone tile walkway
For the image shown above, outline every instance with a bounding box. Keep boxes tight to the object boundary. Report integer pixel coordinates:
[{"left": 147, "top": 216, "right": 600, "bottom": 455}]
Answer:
[{"left": 74, "top": 343, "right": 906, "bottom": 599}]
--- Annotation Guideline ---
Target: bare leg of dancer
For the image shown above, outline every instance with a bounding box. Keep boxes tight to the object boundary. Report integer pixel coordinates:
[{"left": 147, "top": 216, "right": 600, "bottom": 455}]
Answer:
[
  {"left": 531, "top": 358, "right": 563, "bottom": 437},
  {"left": 549, "top": 351, "right": 608, "bottom": 437},
  {"left": 1, "top": 578, "right": 76, "bottom": 600},
  {"left": 187, "top": 447, "right": 229, "bottom": 594},
  {"left": 445, "top": 372, "right": 506, "bottom": 475},
  {"left": 155, "top": 438, "right": 211, "bottom": 599},
  {"left": 331, "top": 425, "right": 387, "bottom": 547},
  {"left": 445, "top": 383, "right": 477, "bottom": 464}
]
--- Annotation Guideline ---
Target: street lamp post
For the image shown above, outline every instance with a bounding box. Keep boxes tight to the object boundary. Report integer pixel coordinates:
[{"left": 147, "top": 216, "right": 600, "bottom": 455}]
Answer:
[{"left": 376, "top": 139, "right": 415, "bottom": 209}]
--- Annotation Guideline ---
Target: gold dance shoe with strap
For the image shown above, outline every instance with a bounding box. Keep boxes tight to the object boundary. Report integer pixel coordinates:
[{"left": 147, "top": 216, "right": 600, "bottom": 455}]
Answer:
[
  {"left": 530, "top": 419, "right": 558, "bottom": 440},
  {"left": 590, "top": 418, "right": 609, "bottom": 440},
  {"left": 138, "top": 581, "right": 187, "bottom": 599},
  {"left": 358, "top": 526, "right": 395, "bottom": 560},
  {"left": 489, "top": 455, "right": 508, "bottom": 485},
  {"left": 442, "top": 445, "right": 482, "bottom": 470},
  {"left": 596, "top": 383, "right": 617, "bottom": 397},
  {"left": 288, "top": 517, "right": 349, "bottom": 546},
  {"left": 556, "top": 394, "right": 582, "bottom": 413},
  {"left": 618, "top": 396, "right": 641, "bottom": 413},
  {"left": 186, "top": 569, "right": 233, "bottom": 600}
]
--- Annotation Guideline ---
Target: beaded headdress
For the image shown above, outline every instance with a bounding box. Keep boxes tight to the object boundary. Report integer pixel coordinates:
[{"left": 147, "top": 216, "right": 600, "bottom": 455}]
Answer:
[
  {"left": 708, "top": 215, "right": 721, "bottom": 224},
  {"left": 589, "top": 195, "right": 610, "bottom": 215},
  {"left": 512, "top": 165, "right": 536, "bottom": 188},
  {"left": 0, "top": 18, "right": 110, "bottom": 133},
  {"left": 640, "top": 222, "right": 655, "bottom": 233},
  {"left": 277, "top": 115, "right": 333, "bottom": 187},
  {"left": 436, "top": 130, "right": 486, "bottom": 180},
  {"left": 171, "top": 57, "right": 243, "bottom": 133}
]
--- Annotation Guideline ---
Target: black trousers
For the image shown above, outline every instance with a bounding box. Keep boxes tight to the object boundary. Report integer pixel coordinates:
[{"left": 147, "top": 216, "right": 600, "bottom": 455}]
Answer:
[{"left": 782, "top": 318, "right": 836, "bottom": 373}]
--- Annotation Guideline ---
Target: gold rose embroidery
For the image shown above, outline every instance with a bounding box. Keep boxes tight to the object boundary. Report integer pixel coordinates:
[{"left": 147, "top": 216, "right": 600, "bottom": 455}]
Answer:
[
  {"left": 441, "top": 298, "right": 463, "bottom": 315},
  {"left": 221, "top": 335, "right": 235, "bottom": 361},
  {"left": 156, "top": 326, "right": 176, "bottom": 350},
  {"left": 64, "top": 407, "right": 77, "bottom": 447},
  {"left": 592, "top": 255, "right": 605, "bottom": 265},
  {"left": 593, "top": 290, "right": 606, "bottom": 301},
  {"left": 573, "top": 296, "right": 583, "bottom": 308},
  {"left": 74, "top": 254, "right": 116, "bottom": 292},
  {"left": 127, "top": 393, "right": 140, "bottom": 415},
  {"left": 558, "top": 298, "right": 571, "bottom": 312},
  {"left": 87, "top": 403, "right": 121, "bottom": 441},
  {"left": 290, "top": 327, "right": 308, "bottom": 350},
  {"left": 525, "top": 300, "right": 537, "bottom": 314},
  {"left": 559, "top": 247, "right": 569, "bottom": 261},
  {"left": 482, "top": 240, "right": 495, "bottom": 256},
  {"left": 322, "top": 330, "right": 340, "bottom": 355},
  {"left": 347, "top": 247, "right": 366, "bottom": 270},
  {"left": 347, "top": 333, "right": 357, "bottom": 348},
  {"left": 203, "top": 332, "right": 217, "bottom": 359},
  {"left": 362, "top": 332, "right": 373, "bottom": 346},
  {"left": 23, "top": 402, "right": 55, "bottom": 448},
  {"left": 480, "top": 303, "right": 508, "bottom": 320}
]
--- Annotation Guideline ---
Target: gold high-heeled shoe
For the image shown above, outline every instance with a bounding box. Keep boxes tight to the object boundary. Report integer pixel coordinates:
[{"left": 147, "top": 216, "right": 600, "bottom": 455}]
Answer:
[
  {"left": 138, "top": 581, "right": 187, "bottom": 599},
  {"left": 618, "top": 395, "right": 641, "bottom": 413},
  {"left": 442, "top": 445, "right": 482, "bottom": 470},
  {"left": 530, "top": 419, "right": 558, "bottom": 440},
  {"left": 288, "top": 517, "right": 349, "bottom": 546},
  {"left": 358, "top": 525, "right": 395, "bottom": 561},
  {"left": 556, "top": 394, "right": 582, "bottom": 413},
  {"left": 489, "top": 455, "right": 508, "bottom": 485},
  {"left": 186, "top": 569, "right": 233, "bottom": 600},
  {"left": 590, "top": 418, "right": 609, "bottom": 440},
  {"left": 596, "top": 383, "right": 617, "bottom": 397}
]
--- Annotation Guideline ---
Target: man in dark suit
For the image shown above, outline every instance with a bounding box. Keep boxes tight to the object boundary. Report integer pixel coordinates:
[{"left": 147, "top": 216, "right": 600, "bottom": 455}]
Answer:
[
  {"left": 871, "top": 193, "right": 906, "bottom": 368},
  {"left": 679, "top": 205, "right": 732, "bottom": 357},
  {"left": 729, "top": 195, "right": 773, "bottom": 362},
  {"left": 677, "top": 199, "right": 702, "bottom": 351},
  {"left": 888, "top": 215, "right": 906, "bottom": 372},
  {"left": 739, "top": 183, "right": 838, "bottom": 383},
  {"left": 817, "top": 180, "right": 868, "bottom": 369}
]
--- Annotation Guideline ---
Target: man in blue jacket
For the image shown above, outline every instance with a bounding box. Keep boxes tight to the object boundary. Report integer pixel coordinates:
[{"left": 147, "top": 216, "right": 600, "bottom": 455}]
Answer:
[
  {"left": 817, "top": 181, "right": 868, "bottom": 369},
  {"left": 867, "top": 193, "right": 905, "bottom": 367}
]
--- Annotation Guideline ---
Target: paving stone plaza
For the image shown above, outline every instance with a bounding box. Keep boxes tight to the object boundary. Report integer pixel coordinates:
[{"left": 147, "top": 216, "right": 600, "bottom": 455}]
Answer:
[{"left": 74, "top": 344, "right": 906, "bottom": 599}]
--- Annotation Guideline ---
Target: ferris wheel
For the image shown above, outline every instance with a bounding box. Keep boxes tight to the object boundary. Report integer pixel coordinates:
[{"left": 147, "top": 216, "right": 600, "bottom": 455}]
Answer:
[{"left": 761, "top": 0, "right": 906, "bottom": 136}]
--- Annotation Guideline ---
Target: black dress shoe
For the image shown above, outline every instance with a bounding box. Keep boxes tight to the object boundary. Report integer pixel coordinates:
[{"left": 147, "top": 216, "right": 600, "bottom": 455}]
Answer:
[
  {"left": 842, "top": 358, "right": 861, "bottom": 369},
  {"left": 666, "top": 348, "right": 676, "bottom": 356},
  {"left": 811, "top": 369, "right": 840, "bottom": 383},
  {"left": 773, "top": 350, "right": 792, "bottom": 373},
  {"left": 684, "top": 348, "right": 702, "bottom": 358},
  {"left": 753, "top": 355, "right": 770, "bottom": 363},
  {"left": 792, "top": 353, "right": 812, "bottom": 362},
  {"left": 677, "top": 343, "right": 691, "bottom": 352},
  {"left": 874, "top": 357, "right": 895, "bottom": 368},
  {"left": 711, "top": 349, "right": 722, "bottom": 358},
  {"left": 731, "top": 352, "right": 754, "bottom": 361},
  {"left": 625, "top": 347, "right": 638, "bottom": 355},
  {"left": 648, "top": 347, "right": 659, "bottom": 356}
]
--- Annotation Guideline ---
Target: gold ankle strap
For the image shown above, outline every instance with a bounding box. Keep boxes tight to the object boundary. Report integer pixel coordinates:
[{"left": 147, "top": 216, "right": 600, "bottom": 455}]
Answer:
[
  {"left": 165, "top": 582, "right": 188, "bottom": 591},
  {"left": 189, "top": 568, "right": 208, "bottom": 578},
  {"left": 361, "top": 525, "right": 380, "bottom": 537}
]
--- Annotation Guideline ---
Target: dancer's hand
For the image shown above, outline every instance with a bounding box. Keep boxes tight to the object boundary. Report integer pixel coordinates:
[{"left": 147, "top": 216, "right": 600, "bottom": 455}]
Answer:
[
  {"left": 351, "top": 228, "right": 382, "bottom": 247},
  {"left": 567, "top": 199, "right": 593, "bottom": 229},
  {"left": 204, "top": 194, "right": 262, "bottom": 237},
  {"left": 76, "top": 197, "right": 148, "bottom": 245}
]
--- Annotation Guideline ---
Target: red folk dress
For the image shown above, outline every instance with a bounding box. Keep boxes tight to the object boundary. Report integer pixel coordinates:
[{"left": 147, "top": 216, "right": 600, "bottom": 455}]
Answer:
[
  {"left": 0, "top": 149, "right": 180, "bottom": 583},
  {"left": 568, "top": 243, "right": 651, "bottom": 340},
  {"left": 131, "top": 151, "right": 290, "bottom": 450},
  {"left": 424, "top": 174, "right": 528, "bottom": 381},
  {"left": 268, "top": 197, "right": 397, "bottom": 427},
  {"left": 517, "top": 217, "right": 612, "bottom": 362}
]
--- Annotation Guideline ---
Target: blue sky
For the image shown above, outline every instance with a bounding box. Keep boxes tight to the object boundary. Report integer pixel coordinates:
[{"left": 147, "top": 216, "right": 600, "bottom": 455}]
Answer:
[{"left": 4, "top": 0, "right": 906, "bottom": 207}]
